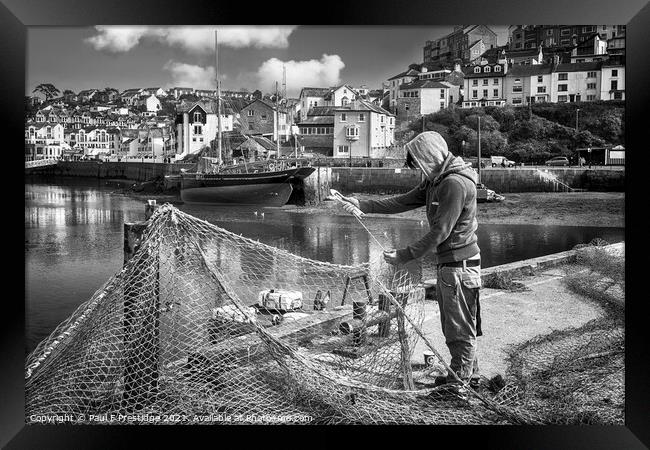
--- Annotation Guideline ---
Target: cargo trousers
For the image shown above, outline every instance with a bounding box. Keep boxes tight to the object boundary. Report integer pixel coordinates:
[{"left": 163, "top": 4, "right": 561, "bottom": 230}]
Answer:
[{"left": 435, "top": 262, "right": 482, "bottom": 382}]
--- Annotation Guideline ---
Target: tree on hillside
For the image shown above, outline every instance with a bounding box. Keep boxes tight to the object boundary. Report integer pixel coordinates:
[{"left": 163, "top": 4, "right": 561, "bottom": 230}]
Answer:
[
  {"left": 33, "top": 83, "right": 60, "bottom": 100},
  {"left": 252, "top": 90, "right": 263, "bottom": 100}
]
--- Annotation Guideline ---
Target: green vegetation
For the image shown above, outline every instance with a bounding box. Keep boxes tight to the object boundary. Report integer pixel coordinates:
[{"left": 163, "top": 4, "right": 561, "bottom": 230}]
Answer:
[{"left": 397, "top": 101, "right": 624, "bottom": 164}]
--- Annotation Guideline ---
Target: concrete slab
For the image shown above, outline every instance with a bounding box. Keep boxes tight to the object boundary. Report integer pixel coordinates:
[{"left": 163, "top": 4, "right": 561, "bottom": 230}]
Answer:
[{"left": 410, "top": 263, "right": 604, "bottom": 379}]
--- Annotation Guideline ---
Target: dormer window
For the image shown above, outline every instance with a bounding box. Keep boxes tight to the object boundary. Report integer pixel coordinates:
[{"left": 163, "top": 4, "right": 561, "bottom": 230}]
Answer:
[
  {"left": 485, "top": 66, "right": 491, "bottom": 73},
  {"left": 474, "top": 67, "right": 481, "bottom": 73},
  {"left": 494, "top": 65, "right": 501, "bottom": 72}
]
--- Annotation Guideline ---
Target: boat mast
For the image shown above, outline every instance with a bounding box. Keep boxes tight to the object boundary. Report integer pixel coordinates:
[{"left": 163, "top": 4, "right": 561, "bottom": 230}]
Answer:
[
  {"left": 215, "top": 29, "right": 222, "bottom": 168},
  {"left": 275, "top": 81, "right": 279, "bottom": 160}
]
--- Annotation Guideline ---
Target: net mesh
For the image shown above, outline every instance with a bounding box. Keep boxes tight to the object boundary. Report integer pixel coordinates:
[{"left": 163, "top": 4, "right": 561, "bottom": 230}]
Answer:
[{"left": 25, "top": 205, "right": 623, "bottom": 425}]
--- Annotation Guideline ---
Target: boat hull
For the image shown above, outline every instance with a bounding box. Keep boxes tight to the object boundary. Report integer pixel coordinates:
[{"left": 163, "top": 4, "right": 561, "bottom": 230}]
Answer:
[
  {"left": 179, "top": 166, "right": 315, "bottom": 206},
  {"left": 181, "top": 183, "right": 293, "bottom": 206}
]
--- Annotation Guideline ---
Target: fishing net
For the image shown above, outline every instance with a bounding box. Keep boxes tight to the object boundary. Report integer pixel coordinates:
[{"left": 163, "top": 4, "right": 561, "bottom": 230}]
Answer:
[{"left": 24, "top": 205, "right": 622, "bottom": 425}]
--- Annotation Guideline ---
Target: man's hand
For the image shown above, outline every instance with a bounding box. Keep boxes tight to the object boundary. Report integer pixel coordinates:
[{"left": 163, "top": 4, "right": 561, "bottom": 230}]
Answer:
[
  {"left": 339, "top": 195, "right": 361, "bottom": 216},
  {"left": 383, "top": 250, "right": 400, "bottom": 265},
  {"left": 327, "top": 191, "right": 363, "bottom": 216}
]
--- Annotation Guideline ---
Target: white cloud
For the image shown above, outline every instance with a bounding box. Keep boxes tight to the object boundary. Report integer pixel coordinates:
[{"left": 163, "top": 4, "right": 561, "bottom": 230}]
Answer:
[
  {"left": 85, "top": 26, "right": 297, "bottom": 53},
  {"left": 256, "top": 54, "right": 345, "bottom": 96},
  {"left": 163, "top": 61, "right": 216, "bottom": 89}
]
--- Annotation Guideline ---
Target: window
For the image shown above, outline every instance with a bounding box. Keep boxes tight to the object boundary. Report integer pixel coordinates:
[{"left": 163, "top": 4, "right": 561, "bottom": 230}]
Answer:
[
  {"left": 381, "top": 115, "right": 385, "bottom": 123},
  {"left": 474, "top": 67, "right": 481, "bottom": 73},
  {"left": 561, "top": 28, "right": 570, "bottom": 36},
  {"left": 558, "top": 73, "right": 568, "bottom": 81},
  {"left": 485, "top": 66, "right": 491, "bottom": 73},
  {"left": 337, "top": 145, "right": 349, "bottom": 154},
  {"left": 493, "top": 89, "right": 499, "bottom": 97},
  {"left": 440, "top": 102, "right": 445, "bottom": 109},
  {"left": 611, "top": 80, "right": 618, "bottom": 90},
  {"left": 193, "top": 112, "right": 201, "bottom": 122},
  {"left": 440, "top": 90, "right": 445, "bottom": 99},
  {"left": 537, "top": 86, "right": 546, "bottom": 93},
  {"left": 472, "top": 79, "right": 478, "bottom": 86},
  {"left": 248, "top": 122, "right": 254, "bottom": 129},
  {"left": 493, "top": 79, "right": 499, "bottom": 85},
  {"left": 614, "top": 91, "right": 623, "bottom": 100},
  {"left": 587, "top": 94, "right": 596, "bottom": 101},
  {"left": 494, "top": 65, "right": 501, "bottom": 72},
  {"left": 261, "top": 114, "right": 267, "bottom": 120},
  {"left": 472, "top": 90, "right": 478, "bottom": 98},
  {"left": 483, "top": 79, "right": 489, "bottom": 86},
  {"left": 536, "top": 75, "right": 544, "bottom": 83},
  {"left": 515, "top": 43, "right": 521, "bottom": 49},
  {"left": 558, "top": 95, "right": 568, "bottom": 102},
  {"left": 513, "top": 85, "right": 523, "bottom": 93},
  {"left": 558, "top": 84, "right": 568, "bottom": 92},
  {"left": 247, "top": 110, "right": 254, "bottom": 117},
  {"left": 512, "top": 98, "right": 522, "bottom": 105},
  {"left": 612, "top": 69, "right": 618, "bottom": 77},
  {"left": 346, "top": 126, "right": 359, "bottom": 138},
  {"left": 483, "top": 89, "right": 488, "bottom": 98},
  {"left": 194, "top": 125, "right": 202, "bottom": 135},
  {"left": 359, "top": 113, "right": 365, "bottom": 122},
  {"left": 340, "top": 113, "right": 347, "bottom": 122},
  {"left": 587, "top": 83, "right": 596, "bottom": 89},
  {"left": 587, "top": 71, "right": 597, "bottom": 78},
  {"left": 547, "top": 29, "right": 553, "bottom": 36}
]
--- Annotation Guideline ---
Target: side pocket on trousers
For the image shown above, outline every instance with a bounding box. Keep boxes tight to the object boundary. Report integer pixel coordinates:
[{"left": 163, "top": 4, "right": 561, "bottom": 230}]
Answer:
[{"left": 461, "top": 270, "right": 482, "bottom": 289}]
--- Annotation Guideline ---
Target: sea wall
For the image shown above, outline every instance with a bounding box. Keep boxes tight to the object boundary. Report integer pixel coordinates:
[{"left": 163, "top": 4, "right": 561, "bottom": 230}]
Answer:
[
  {"left": 330, "top": 167, "right": 625, "bottom": 194},
  {"left": 26, "top": 161, "right": 196, "bottom": 182}
]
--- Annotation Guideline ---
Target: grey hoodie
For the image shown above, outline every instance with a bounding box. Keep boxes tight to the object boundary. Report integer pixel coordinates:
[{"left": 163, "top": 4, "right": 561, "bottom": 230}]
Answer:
[{"left": 358, "top": 131, "right": 480, "bottom": 264}]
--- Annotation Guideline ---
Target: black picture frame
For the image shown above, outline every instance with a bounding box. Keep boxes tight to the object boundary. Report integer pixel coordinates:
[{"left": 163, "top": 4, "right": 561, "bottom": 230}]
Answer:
[{"left": 3, "top": 0, "right": 646, "bottom": 446}]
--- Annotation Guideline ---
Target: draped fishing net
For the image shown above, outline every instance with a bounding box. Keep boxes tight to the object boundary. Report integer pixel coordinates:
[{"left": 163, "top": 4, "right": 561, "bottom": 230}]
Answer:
[{"left": 25, "top": 205, "right": 623, "bottom": 425}]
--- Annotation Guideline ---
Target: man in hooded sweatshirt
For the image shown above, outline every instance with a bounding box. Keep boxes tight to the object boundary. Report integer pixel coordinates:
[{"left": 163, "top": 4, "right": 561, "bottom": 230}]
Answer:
[{"left": 337, "top": 131, "right": 482, "bottom": 388}]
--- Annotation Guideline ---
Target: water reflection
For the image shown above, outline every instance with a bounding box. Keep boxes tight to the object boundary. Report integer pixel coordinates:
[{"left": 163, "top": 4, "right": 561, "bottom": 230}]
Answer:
[{"left": 25, "top": 181, "right": 624, "bottom": 354}]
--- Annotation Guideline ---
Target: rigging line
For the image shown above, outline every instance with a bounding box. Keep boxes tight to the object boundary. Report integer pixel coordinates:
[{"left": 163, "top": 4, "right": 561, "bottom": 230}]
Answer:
[{"left": 351, "top": 212, "right": 388, "bottom": 252}]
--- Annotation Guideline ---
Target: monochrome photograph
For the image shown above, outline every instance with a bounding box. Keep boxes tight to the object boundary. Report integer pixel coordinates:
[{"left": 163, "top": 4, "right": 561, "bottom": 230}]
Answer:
[{"left": 23, "top": 23, "right": 625, "bottom": 426}]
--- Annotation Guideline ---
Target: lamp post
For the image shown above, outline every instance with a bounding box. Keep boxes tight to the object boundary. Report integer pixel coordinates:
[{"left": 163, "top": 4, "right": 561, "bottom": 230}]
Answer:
[
  {"left": 575, "top": 108, "right": 580, "bottom": 132},
  {"left": 477, "top": 115, "right": 482, "bottom": 185}
]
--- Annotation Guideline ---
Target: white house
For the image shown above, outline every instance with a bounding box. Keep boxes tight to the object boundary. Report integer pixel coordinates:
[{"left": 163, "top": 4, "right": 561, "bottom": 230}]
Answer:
[
  {"left": 462, "top": 61, "right": 509, "bottom": 108},
  {"left": 396, "top": 80, "right": 452, "bottom": 120},
  {"left": 175, "top": 101, "right": 234, "bottom": 157},
  {"left": 25, "top": 122, "right": 68, "bottom": 161},
  {"left": 298, "top": 87, "right": 331, "bottom": 121},
  {"left": 332, "top": 100, "right": 395, "bottom": 159},
  {"left": 599, "top": 61, "right": 624, "bottom": 100},
  {"left": 550, "top": 62, "right": 602, "bottom": 103}
]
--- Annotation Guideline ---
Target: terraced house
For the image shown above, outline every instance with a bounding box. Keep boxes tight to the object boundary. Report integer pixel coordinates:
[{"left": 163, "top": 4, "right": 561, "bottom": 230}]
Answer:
[{"left": 462, "top": 59, "right": 509, "bottom": 107}]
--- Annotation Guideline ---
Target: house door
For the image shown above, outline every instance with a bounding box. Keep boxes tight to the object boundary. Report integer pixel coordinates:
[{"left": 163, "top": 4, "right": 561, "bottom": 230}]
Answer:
[
  {"left": 569, "top": 94, "right": 575, "bottom": 102},
  {"left": 575, "top": 93, "right": 581, "bottom": 102}
]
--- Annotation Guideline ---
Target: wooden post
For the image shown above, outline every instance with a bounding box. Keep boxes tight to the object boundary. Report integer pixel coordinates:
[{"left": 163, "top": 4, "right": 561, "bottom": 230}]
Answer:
[
  {"left": 396, "top": 291, "right": 414, "bottom": 390},
  {"left": 351, "top": 300, "right": 367, "bottom": 347},
  {"left": 378, "top": 294, "right": 391, "bottom": 338},
  {"left": 121, "top": 202, "right": 161, "bottom": 411}
]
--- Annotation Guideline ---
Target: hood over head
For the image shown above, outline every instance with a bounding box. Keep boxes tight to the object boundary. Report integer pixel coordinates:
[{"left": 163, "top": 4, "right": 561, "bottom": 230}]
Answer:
[{"left": 405, "top": 131, "right": 477, "bottom": 186}]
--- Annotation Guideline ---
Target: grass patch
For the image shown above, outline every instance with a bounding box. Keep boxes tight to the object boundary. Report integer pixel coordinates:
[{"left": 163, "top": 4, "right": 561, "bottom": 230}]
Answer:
[{"left": 483, "top": 271, "right": 531, "bottom": 292}]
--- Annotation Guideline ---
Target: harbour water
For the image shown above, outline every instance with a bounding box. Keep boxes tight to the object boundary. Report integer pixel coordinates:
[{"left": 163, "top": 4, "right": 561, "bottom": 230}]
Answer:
[{"left": 25, "top": 180, "right": 624, "bottom": 353}]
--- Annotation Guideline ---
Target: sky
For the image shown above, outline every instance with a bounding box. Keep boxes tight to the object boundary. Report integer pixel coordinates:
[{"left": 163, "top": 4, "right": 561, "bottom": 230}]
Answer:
[{"left": 27, "top": 25, "right": 510, "bottom": 98}]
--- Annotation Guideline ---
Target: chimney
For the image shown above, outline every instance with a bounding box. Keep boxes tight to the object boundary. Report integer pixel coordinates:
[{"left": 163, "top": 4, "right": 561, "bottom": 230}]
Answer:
[{"left": 553, "top": 54, "right": 560, "bottom": 67}]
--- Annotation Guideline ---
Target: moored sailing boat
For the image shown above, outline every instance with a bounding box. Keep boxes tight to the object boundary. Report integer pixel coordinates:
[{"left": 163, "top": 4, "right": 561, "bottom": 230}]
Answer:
[{"left": 180, "top": 29, "right": 314, "bottom": 206}]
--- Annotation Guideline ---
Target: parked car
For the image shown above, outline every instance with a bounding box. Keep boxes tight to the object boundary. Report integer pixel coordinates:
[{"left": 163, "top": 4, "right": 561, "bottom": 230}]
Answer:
[
  {"left": 545, "top": 156, "right": 570, "bottom": 166},
  {"left": 491, "top": 156, "right": 516, "bottom": 167}
]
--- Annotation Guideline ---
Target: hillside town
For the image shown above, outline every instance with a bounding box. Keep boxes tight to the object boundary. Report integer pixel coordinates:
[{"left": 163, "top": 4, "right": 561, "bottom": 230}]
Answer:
[{"left": 25, "top": 25, "right": 625, "bottom": 164}]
